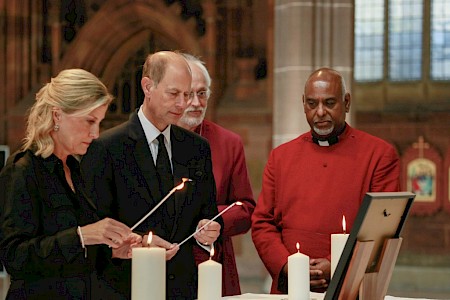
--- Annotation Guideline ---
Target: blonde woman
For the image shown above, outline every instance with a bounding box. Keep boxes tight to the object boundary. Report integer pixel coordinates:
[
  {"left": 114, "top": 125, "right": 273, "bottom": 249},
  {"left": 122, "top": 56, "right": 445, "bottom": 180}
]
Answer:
[{"left": 0, "top": 69, "right": 141, "bottom": 299}]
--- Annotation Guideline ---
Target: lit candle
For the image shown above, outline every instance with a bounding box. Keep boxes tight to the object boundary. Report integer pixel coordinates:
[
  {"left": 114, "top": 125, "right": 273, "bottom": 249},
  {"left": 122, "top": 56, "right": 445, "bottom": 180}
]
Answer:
[
  {"left": 198, "top": 246, "right": 222, "bottom": 300},
  {"left": 288, "top": 243, "right": 309, "bottom": 300},
  {"left": 331, "top": 215, "right": 349, "bottom": 278},
  {"left": 132, "top": 233, "right": 165, "bottom": 300},
  {"left": 178, "top": 201, "right": 243, "bottom": 247},
  {"left": 131, "top": 178, "right": 192, "bottom": 231}
]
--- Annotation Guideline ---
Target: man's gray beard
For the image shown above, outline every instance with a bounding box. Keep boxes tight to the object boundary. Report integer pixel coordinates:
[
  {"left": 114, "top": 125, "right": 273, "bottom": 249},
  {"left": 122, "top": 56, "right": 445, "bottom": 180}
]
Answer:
[
  {"left": 180, "top": 109, "right": 206, "bottom": 128},
  {"left": 313, "top": 125, "right": 334, "bottom": 136}
]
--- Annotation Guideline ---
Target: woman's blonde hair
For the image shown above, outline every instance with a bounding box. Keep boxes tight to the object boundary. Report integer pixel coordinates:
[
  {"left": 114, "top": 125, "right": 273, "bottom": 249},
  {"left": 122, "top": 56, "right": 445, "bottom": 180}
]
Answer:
[{"left": 22, "top": 68, "right": 113, "bottom": 158}]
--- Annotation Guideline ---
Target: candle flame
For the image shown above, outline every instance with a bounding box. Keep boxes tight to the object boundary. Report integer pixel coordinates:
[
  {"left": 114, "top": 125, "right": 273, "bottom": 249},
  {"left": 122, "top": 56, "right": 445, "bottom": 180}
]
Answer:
[
  {"left": 236, "top": 201, "right": 243, "bottom": 206},
  {"left": 342, "top": 215, "right": 346, "bottom": 234},
  {"left": 296, "top": 242, "right": 300, "bottom": 252},
  {"left": 147, "top": 232, "right": 153, "bottom": 246},
  {"left": 210, "top": 246, "right": 215, "bottom": 258}
]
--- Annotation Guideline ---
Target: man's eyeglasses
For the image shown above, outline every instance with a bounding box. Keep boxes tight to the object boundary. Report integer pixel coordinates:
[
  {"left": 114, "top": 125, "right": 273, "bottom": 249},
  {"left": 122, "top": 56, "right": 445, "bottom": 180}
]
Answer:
[{"left": 190, "top": 90, "right": 210, "bottom": 101}]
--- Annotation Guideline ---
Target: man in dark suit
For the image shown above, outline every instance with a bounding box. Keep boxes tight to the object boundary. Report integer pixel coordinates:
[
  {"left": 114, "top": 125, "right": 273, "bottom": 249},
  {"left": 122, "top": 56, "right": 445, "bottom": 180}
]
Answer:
[{"left": 82, "top": 51, "right": 222, "bottom": 299}]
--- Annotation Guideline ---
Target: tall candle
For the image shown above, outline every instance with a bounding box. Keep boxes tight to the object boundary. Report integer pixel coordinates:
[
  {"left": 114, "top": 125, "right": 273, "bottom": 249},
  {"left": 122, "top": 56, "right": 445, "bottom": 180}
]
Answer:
[
  {"left": 198, "top": 247, "right": 222, "bottom": 300},
  {"left": 288, "top": 243, "right": 309, "bottom": 300},
  {"left": 132, "top": 233, "right": 165, "bottom": 300},
  {"left": 331, "top": 215, "right": 349, "bottom": 278}
]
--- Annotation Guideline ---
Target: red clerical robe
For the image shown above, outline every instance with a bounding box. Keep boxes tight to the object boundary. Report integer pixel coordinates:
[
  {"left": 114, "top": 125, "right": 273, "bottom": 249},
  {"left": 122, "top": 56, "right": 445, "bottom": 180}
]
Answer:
[
  {"left": 193, "top": 119, "right": 256, "bottom": 296},
  {"left": 251, "top": 124, "right": 400, "bottom": 293}
]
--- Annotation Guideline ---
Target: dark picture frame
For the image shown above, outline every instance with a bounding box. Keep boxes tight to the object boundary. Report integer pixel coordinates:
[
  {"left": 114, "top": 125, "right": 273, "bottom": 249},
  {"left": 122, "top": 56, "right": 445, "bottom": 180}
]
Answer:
[
  {"left": 0, "top": 145, "right": 9, "bottom": 278},
  {"left": 324, "top": 192, "right": 416, "bottom": 300},
  {"left": 0, "top": 265, "right": 6, "bottom": 278},
  {"left": 0, "top": 145, "right": 10, "bottom": 171}
]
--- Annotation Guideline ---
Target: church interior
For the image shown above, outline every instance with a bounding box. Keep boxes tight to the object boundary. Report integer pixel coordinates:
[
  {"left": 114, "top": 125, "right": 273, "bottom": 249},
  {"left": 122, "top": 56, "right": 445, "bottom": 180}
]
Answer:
[{"left": 1, "top": 0, "right": 450, "bottom": 298}]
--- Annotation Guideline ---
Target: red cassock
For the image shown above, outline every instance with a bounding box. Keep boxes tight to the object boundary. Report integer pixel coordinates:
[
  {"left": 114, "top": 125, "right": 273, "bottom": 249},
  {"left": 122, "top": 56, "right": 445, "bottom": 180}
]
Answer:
[
  {"left": 193, "top": 119, "right": 256, "bottom": 296},
  {"left": 251, "top": 124, "right": 400, "bottom": 293}
]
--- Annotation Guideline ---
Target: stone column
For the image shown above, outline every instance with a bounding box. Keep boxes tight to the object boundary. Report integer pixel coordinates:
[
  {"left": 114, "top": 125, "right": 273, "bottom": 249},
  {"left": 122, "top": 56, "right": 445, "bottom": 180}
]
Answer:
[{"left": 273, "top": 0, "right": 353, "bottom": 147}]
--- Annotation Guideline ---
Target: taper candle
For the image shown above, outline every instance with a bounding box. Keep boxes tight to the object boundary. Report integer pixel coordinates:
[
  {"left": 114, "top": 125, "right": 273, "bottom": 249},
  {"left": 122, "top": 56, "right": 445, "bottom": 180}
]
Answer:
[
  {"left": 132, "top": 233, "right": 165, "bottom": 300},
  {"left": 131, "top": 178, "right": 191, "bottom": 231},
  {"left": 288, "top": 243, "right": 309, "bottom": 300},
  {"left": 198, "top": 247, "right": 222, "bottom": 300},
  {"left": 331, "top": 215, "right": 349, "bottom": 278},
  {"left": 178, "top": 201, "right": 243, "bottom": 247}
]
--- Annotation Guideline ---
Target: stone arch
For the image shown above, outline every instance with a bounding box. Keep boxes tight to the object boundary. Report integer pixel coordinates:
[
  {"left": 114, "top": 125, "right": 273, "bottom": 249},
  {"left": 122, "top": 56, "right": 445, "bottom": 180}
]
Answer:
[{"left": 58, "top": 0, "right": 202, "bottom": 88}]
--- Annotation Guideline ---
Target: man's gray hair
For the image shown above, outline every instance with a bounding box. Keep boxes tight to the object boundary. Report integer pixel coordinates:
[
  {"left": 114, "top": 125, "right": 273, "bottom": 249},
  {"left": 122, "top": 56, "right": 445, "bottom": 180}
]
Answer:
[{"left": 180, "top": 53, "right": 211, "bottom": 97}]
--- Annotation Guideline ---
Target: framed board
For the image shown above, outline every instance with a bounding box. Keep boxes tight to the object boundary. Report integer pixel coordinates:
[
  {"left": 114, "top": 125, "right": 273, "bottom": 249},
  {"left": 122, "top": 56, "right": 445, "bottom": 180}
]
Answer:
[
  {"left": 0, "top": 145, "right": 10, "bottom": 171},
  {"left": 325, "top": 192, "right": 416, "bottom": 300},
  {"left": 0, "top": 145, "right": 10, "bottom": 278}
]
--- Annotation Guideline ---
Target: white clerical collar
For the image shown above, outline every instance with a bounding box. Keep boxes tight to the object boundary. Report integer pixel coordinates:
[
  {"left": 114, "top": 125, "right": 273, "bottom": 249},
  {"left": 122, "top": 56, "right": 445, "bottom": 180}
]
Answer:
[
  {"left": 311, "top": 124, "right": 346, "bottom": 147},
  {"left": 312, "top": 135, "right": 339, "bottom": 147},
  {"left": 318, "top": 140, "right": 331, "bottom": 146}
]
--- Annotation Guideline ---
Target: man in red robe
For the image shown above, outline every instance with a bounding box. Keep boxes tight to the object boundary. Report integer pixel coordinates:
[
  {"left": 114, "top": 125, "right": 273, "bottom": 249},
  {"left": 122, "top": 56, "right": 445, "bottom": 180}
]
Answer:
[
  {"left": 177, "top": 53, "right": 256, "bottom": 296},
  {"left": 251, "top": 68, "right": 400, "bottom": 294}
]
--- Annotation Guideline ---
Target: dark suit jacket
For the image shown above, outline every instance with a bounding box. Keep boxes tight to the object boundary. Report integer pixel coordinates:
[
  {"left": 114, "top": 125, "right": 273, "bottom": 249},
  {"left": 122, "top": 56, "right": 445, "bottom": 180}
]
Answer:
[
  {"left": 0, "top": 150, "right": 107, "bottom": 300},
  {"left": 81, "top": 112, "right": 221, "bottom": 299}
]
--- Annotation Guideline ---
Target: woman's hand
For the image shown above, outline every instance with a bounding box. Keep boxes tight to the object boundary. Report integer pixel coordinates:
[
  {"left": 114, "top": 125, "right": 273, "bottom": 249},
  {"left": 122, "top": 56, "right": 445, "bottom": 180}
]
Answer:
[
  {"left": 79, "top": 218, "right": 133, "bottom": 248},
  {"left": 112, "top": 233, "right": 143, "bottom": 259}
]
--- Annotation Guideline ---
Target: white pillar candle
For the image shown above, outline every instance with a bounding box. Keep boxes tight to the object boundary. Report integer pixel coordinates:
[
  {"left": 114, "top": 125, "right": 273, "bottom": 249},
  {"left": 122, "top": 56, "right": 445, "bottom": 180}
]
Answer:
[
  {"left": 288, "top": 243, "right": 310, "bottom": 300},
  {"left": 331, "top": 215, "right": 349, "bottom": 278},
  {"left": 198, "top": 247, "right": 222, "bottom": 300},
  {"left": 132, "top": 233, "right": 165, "bottom": 300}
]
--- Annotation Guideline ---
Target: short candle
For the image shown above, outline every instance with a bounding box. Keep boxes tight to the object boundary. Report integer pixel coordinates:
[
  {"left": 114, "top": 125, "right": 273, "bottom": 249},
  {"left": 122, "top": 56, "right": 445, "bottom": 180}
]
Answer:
[
  {"left": 331, "top": 215, "right": 349, "bottom": 278},
  {"left": 132, "top": 233, "right": 165, "bottom": 300},
  {"left": 288, "top": 242, "right": 309, "bottom": 300},
  {"left": 198, "top": 247, "right": 222, "bottom": 300}
]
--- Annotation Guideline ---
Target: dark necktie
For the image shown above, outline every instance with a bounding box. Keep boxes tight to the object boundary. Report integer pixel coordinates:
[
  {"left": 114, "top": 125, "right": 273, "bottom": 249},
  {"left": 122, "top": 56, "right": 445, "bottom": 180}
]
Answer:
[{"left": 156, "top": 134, "right": 175, "bottom": 221}]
